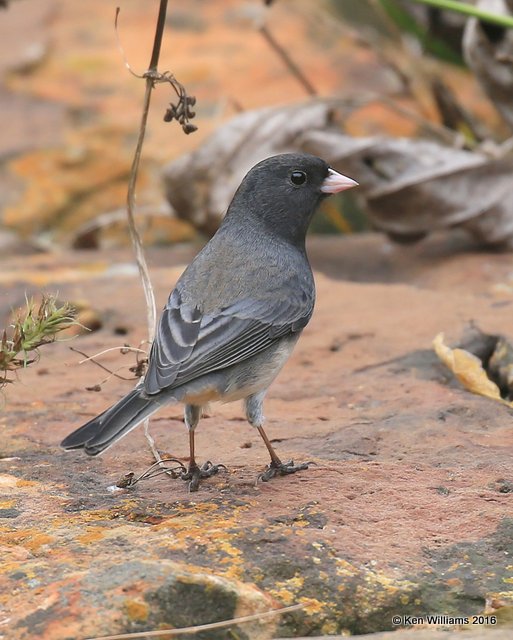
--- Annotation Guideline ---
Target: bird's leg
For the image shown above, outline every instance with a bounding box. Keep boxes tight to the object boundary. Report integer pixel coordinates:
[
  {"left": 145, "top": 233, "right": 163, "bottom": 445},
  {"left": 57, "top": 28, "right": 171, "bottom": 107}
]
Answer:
[
  {"left": 245, "top": 392, "right": 312, "bottom": 482},
  {"left": 180, "top": 404, "right": 226, "bottom": 492}
]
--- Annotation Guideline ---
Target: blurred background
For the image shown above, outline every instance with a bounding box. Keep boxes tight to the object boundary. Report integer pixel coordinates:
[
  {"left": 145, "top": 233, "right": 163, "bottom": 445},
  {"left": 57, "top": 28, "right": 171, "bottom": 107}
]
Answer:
[{"left": 0, "top": 0, "right": 512, "bottom": 253}]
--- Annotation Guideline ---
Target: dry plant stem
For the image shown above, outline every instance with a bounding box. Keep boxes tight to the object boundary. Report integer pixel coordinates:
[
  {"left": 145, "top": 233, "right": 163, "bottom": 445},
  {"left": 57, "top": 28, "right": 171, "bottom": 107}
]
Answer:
[
  {"left": 123, "top": 0, "right": 167, "bottom": 464},
  {"left": 258, "top": 24, "right": 317, "bottom": 96},
  {"left": 85, "top": 603, "right": 305, "bottom": 640},
  {"left": 70, "top": 347, "right": 136, "bottom": 382},
  {"left": 126, "top": 79, "right": 157, "bottom": 344},
  {"left": 124, "top": 0, "right": 169, "bottom": 343},
  {"left": 75, "top": 345, "right": 147, "bottom": 364}
]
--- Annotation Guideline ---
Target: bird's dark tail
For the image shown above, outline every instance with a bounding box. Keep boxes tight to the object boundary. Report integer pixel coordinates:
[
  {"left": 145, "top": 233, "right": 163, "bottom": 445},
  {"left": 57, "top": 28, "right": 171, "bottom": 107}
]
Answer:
[{"left": 61, "top": 388, "right": 163, "bottom": 456}]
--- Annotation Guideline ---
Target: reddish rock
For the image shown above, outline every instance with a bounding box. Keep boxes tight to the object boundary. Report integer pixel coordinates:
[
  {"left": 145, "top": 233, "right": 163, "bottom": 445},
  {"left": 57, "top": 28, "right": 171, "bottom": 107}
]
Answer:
[{"left": 1, "top": 233, "right": 513, "bottom": 638}]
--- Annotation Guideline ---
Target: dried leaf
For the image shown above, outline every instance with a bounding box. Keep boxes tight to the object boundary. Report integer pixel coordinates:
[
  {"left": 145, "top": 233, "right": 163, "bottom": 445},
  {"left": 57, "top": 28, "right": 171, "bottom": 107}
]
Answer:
[
  {"left": 433, "top": 332, "right": 510, "bottom": 405},
  {"left": 301, "top": 129, "right": 513, "bottom": 247},
  {"left": 463, "top": 0, "right": 513, "bottom": 132},
  {"left": 164, "top": 100, "right": 513, "bottom": 247}
]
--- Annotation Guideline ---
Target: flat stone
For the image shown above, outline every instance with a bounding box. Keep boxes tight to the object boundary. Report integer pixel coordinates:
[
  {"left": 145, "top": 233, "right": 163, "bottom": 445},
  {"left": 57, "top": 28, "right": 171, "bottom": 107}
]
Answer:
[{"left": 1, "top": 233, "right": 513, "bottom": 638}]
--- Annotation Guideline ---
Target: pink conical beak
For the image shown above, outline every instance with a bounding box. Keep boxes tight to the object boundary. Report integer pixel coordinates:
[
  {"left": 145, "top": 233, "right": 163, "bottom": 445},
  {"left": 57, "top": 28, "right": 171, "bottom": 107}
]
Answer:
[{"left": 320, "top": 167, "right": 358, "bottom": 194}]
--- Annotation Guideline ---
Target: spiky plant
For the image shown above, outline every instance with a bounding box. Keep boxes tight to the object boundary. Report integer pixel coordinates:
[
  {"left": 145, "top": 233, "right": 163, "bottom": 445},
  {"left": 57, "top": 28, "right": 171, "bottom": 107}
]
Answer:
[{"left": 0, "top": 295, "right": 76, "bottom": 389}]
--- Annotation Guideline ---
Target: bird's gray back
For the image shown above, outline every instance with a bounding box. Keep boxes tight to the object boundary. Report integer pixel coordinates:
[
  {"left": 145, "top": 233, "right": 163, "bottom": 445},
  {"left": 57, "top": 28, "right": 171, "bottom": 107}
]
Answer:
[{"left": 176, "top": 223, "right": 315, "bottom": 318}]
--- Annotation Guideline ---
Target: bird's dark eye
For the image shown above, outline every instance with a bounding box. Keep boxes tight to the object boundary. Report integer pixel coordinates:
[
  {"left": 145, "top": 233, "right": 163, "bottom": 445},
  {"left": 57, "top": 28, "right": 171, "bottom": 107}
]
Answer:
[{"left": 290, "top": 170, "right": 307, "bottom": 186}]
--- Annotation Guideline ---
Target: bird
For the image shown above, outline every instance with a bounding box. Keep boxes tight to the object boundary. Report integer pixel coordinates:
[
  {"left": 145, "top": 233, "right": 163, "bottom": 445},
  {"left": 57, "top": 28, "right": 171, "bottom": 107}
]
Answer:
[{"left": 61, "top": 153, "right": 358, "bottom": 490}]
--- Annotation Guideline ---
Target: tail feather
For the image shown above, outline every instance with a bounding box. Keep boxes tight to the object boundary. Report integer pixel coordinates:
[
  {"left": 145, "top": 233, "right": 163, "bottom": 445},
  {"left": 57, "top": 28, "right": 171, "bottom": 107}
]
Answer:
[{"left": 61, "top": 388, "right": 162, "bottom": 456}]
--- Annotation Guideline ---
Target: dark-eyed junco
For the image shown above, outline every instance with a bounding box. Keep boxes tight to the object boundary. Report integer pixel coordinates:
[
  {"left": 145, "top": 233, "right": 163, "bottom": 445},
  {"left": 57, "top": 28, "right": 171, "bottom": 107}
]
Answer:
[{"left": 61, "top": 153, "right": 358, "bottom": 489}]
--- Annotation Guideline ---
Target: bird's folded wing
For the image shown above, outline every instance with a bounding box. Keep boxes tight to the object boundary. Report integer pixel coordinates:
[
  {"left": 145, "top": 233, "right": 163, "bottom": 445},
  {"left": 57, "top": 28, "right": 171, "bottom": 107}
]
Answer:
[{"left": 144, "top": 286, "right": 313, "bottom": 395}]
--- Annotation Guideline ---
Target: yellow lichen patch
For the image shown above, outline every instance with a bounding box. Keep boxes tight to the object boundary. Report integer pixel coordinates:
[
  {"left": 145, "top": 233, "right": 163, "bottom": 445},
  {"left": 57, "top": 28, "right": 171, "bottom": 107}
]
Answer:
[
  {"left": 335, "top": 557, "right": 417, "bottom": 619},
  {"left": 75, "top": 499, "right": 145, "bottom": 523},
  {"left": 335, "top": 558, "right": 360, "bottom": 578},
  {"left": 267, "top": 575, "right": 305, "bottom": 607},
  {"left": 124, "top": 598, "right": 149, "bottom": 623},
  {"left": 208, "top": 531, "right": 245, "bottom": 580},
  {"left": 483, "top": 594, "right": 513, "bottom": 625},
  {"left": 216, "top": 538, "right": 243, "bottom": 559},
  {"left": 299, "top": 597, "right": 325, "bottom": 615},
  {"left": 267, "top": 587, "right": 295, "bottom": 606},
  {"left": 286, "top": 576, "right": 304, "bottom": 590},
  {"left": 76, "top": 526, "right": 106, "bottom": 545},
  {"left": 1, "top": 529, "right": 55, "bottom": 552},
  {"left": 3, "top": 140, "right": 133, "bottom": 237},
  {"left": 216, "top": 563, "right": 243, "bottom": 581},
  {"left": 15, "top": 479, "right": 38, "bottom": 488},
  {"left": 321, "top": 619, "right": 341, "bottom": 635},
  {"left": 154, "top": 501, "right": 252, "bottom": 578},
  {"left": 0, "top": 499, "right": 16, "bottom": 509}
]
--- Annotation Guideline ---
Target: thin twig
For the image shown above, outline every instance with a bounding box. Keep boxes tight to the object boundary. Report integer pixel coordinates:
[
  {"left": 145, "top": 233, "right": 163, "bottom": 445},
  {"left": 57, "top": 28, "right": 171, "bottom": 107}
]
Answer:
[
  {"left": 85, "top": 603, "right": 305, "bottom": 640},
  {"left": 143, "top": 420, "right": 166, "bottom": 467},
  {"left": 117, "top": 1, "right": 193, "bottom": 473},
  {"left": 120, "top": 1, "right": 165, "bottom": 466},
  {"left": 258, "top": 25, "right": 317, "bottom": 97},
  {"left": 125, "top": 80, "right": 158, "bottom": 344},
  {"left": 118, "top": 0, "right": 172, "bottom": 345},
  {"left": 115, "top": 457, "right": 187, "bottom": 488},
  {"left": 75, "top": 346, "right": 147, "bottom": 364},
  {"left": 70, "top": 347, "right": 137, "bottom": 382}
]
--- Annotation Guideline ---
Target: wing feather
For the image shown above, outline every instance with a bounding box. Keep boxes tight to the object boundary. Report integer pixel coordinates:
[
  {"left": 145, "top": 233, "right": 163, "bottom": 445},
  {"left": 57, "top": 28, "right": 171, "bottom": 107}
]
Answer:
[{"left": 144, "top": 282, "right": 313, "bottom": 395}]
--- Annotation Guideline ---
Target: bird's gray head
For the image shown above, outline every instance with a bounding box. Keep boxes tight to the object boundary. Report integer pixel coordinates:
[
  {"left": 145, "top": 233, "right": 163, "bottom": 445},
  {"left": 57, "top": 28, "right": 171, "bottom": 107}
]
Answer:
[{"left": 224, "top": 153, "right": 358, "bottom": 246}]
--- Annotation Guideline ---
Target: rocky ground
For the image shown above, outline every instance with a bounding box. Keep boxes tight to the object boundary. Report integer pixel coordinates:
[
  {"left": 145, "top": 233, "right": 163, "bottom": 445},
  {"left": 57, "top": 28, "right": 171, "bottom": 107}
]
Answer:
[
  {"left": 1, "top": 3, "right": 513, "bottom": 637},
  {"left": 1, "top": 232, "right": 513, "bottom": 639}
]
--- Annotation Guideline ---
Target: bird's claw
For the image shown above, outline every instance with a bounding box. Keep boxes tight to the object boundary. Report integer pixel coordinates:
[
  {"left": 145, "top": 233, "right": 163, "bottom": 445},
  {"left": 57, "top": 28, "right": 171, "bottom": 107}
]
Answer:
[
  {"left": 180, "top": 460, "right": 227, "bottom": 492},
  {"left": 258, "top": 459, "right": 315, "bottom": 483}
]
